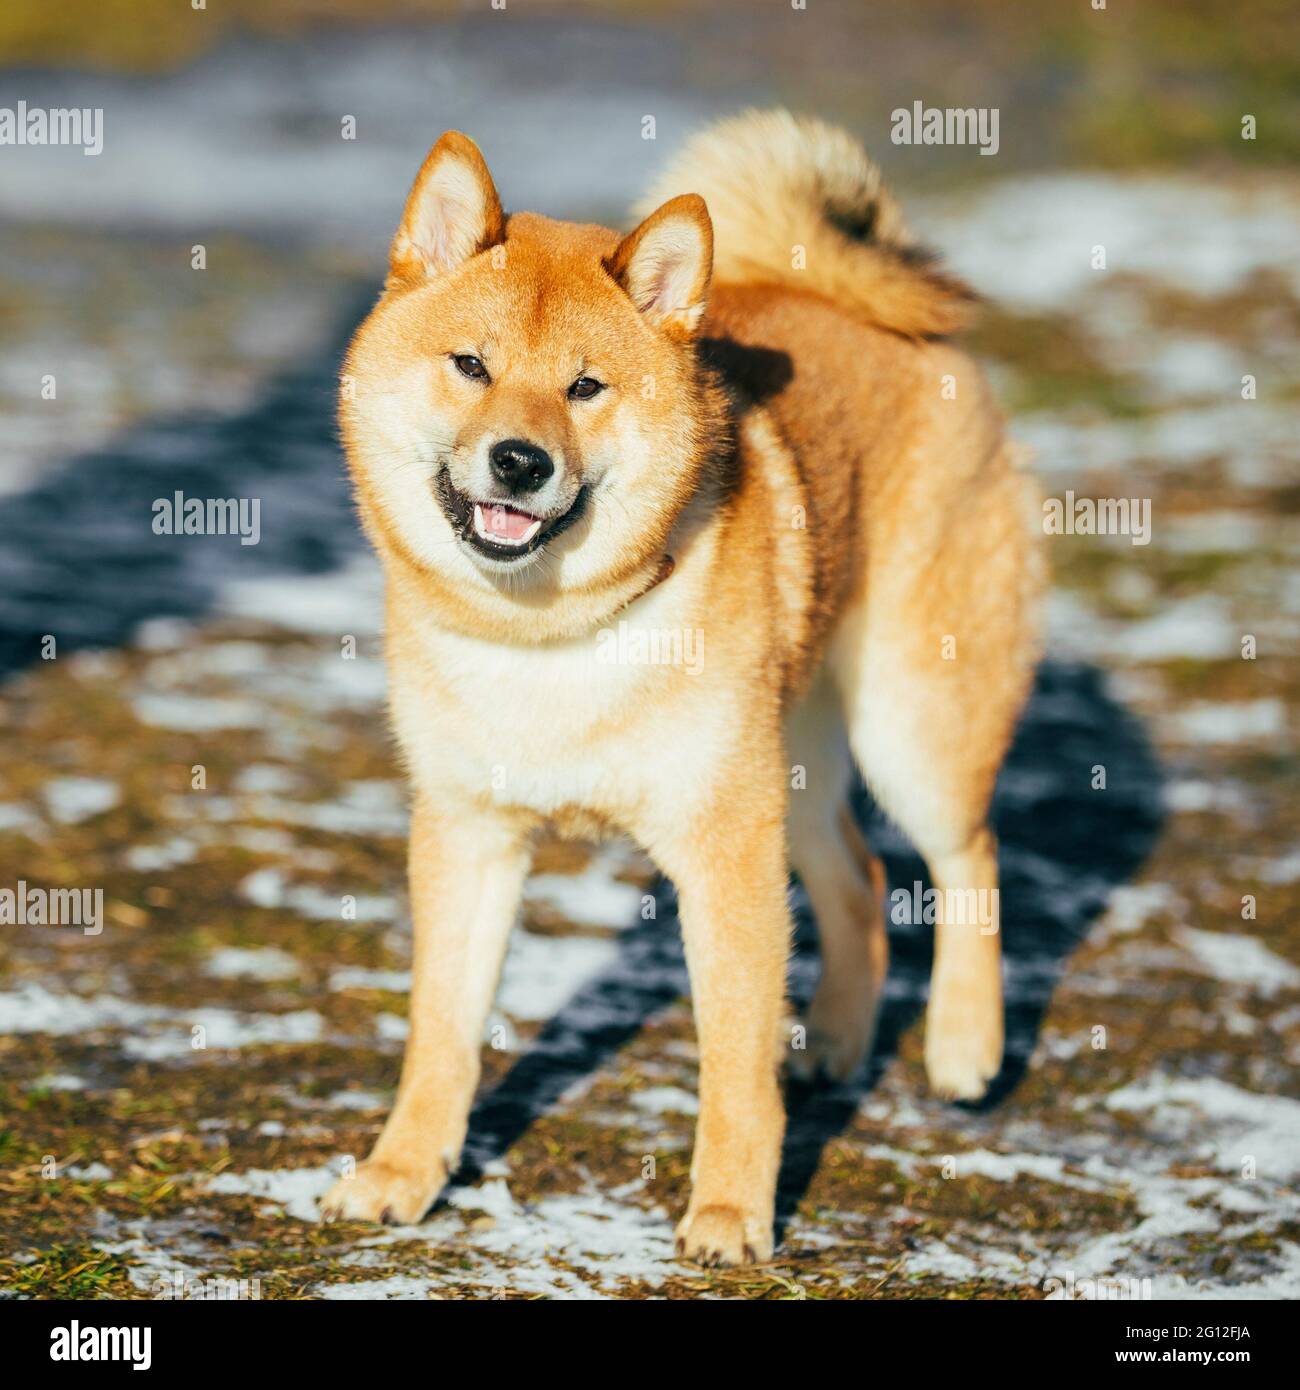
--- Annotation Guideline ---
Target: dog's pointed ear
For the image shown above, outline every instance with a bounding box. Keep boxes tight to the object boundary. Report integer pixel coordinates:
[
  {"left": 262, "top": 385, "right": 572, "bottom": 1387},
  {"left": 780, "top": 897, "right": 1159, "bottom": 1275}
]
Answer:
[
  {"left": 608, "top": 194, "right": 712, "bottom": 336},
  {"left": 388, "top": 132, "right": 504, "bottom": 286}
]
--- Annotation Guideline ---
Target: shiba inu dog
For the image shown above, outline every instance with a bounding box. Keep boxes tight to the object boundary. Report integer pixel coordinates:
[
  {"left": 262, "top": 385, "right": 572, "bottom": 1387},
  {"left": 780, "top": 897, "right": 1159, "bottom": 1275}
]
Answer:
[{"left": 320, "top": 109, "right": 1041, "bottom": 1265}]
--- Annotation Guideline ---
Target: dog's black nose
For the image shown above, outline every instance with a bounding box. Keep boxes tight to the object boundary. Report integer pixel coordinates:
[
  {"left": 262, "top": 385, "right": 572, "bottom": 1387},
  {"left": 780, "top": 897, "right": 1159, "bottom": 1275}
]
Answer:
[{"left": 489, "top": 439, "right": 554, "bottom": 495}]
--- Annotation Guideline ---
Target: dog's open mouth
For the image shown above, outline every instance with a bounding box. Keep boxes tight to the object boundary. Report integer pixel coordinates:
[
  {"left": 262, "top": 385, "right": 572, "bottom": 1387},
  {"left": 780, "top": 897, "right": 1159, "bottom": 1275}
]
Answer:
[{"left": 435, "top": 468, "right": 587, "bottom": 562}]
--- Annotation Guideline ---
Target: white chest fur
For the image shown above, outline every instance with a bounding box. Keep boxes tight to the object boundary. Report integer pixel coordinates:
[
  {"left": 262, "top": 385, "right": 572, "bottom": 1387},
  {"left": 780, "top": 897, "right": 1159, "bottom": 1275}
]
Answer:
[{"left": 391, "top": 578, "right": 725, "bottom": 825}]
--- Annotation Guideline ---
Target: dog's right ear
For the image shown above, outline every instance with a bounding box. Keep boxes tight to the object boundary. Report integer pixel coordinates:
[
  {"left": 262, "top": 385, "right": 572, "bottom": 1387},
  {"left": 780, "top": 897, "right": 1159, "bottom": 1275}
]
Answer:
[
  {"left": 388, "top": 132, "right": 504, "bottom": 287},
  {"left": 608, "top": 194, "right": 713, "bottom": 337}
]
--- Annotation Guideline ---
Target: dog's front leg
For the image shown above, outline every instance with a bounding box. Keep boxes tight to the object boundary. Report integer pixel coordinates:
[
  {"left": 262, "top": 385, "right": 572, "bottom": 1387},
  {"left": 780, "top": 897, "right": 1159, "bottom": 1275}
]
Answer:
[
  {"left": 661, "top": 797, "right": 789, "bottom": 1266},
  {"left": 321, "top": 799, "right": 530, "bottom": 1225}
]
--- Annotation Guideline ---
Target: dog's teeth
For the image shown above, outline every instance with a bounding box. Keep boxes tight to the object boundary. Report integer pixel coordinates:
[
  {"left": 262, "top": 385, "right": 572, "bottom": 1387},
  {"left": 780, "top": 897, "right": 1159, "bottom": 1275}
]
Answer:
[
  {"left": 472, "top": 503, "right": 514, "bottom": 545},
  {"left": 472, "top": 502, "right": 542, "bottom": 548}
]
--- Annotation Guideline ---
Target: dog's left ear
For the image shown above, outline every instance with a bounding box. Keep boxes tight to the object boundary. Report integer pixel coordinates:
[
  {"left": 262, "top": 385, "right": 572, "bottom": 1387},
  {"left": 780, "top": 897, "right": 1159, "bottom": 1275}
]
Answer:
[
  {"left": 388, "top": 131, "right": 505, "bottom": 286},
  {"left": 608, "top": 194, "right": 713, "bottom": 336}
]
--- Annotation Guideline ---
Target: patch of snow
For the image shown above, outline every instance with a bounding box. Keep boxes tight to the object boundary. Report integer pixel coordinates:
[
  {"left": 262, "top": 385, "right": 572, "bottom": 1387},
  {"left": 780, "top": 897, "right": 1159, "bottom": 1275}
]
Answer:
[
  {"left": 446, "top": 1177, "right": 520, "bottom": 1222},
  {"left": 42, "top": 777, "right": 120, "bottom": 824},
  {"left": 1103, "top": 883, "right": 1180, "bottom": 935},
  {"left": 1112, "top": 598, "right": 1241, "bottom": 663},
  {"left": 1105, "top": 1075, "right": 1300, "bottom": 1179},
  {"left": 930, "top": 175, "right": 1300, "bottom": 312},
  {"left": 123, "top": 836, "right": 198, "bottom": 871},
  {"left": 132, "top": 617, "right": 195, "bottom": 651},
  {"left": 204, "top": 1164, "right": 336, "bottom": 1222},
  {"left": 0, "top": 984, "right": 324, "bottom": 1060},
  {"left": 231, "top": 764, "right": 303, "bottom": 795},
  {"left": 224, "top": 1160, "right": 681, "bottom": 1299},
  {"left": 1163, "top": 512, "right": 1270, "bottom": 555},
  {"left": 953, "top": 1149, "right": 1103, "bottom": 1189},
  {"left": 439, "top": 1180, "right": 681, "bottom": 1298},
  {"left": 122, "top": 1007, "right": 323, "bottom": 1060},
  {"left": 304, "top": 652, "right": 388, "bottom": 707},
  {"left": 495, "top": 929, "right": 621, "bottom": 1022},
  {"left": 325, "top": 1089, "right": 387, "bottom": 1111},
  {"left": 630, "top": 1086, "right": 699, "bottom": 1117},
  {"left": 243, "top": 783, "right": 408, "bottom": 838},
  {"left": 238, "top": 867, "right": 395, "bottom": 923},
  {"left": 65, "top": 1162, "right": 112, "bottom": 1180},
  {"left": 219, "top": 557, "right": 383, "bottom": 636},
  {"left": 1173, "top": 927, "right": 1300, "bottom": 997},
  {"left": 329, "top": 967, "right": 410, "bottom": 993},
  {"left": 526, "top": 864, "right": 646, "bottom": 930},
  {"left": 319, "top": 1275, "right": 437, "bottom": 1300},
  {"left": 0, "top": 984, "right": 170, "bottom": 1035},
  {"left": 28, "top": 1072, "right": 87, "bottom": 1091},
  {"left": 1168, "top": 699, "right": 1287, "bottom": 746},
  {"left": 0, "top": 803, "right": 43, "bottom": 836},
  {"left": 1137, "top": 336, "right": 1248, "bottom": 405},
  {"left": 132, "top": 693, "right": 263, "bottom": 731},
  {"left": 375, "top": 1013, "right": 409, "bottom": 1042},
  {"left": 1255, "top": 851, "right": 1300, "bottom": 885},
  {"left": 1162, "top": 779, "right": 1252, "bottom": 816},
  {"left": 204, "top": 946, "right": 302, "bottom": 981}
]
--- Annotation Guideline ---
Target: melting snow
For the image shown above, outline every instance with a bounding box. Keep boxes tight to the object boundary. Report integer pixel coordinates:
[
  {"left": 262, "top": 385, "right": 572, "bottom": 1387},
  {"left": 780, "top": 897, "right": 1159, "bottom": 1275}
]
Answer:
[
  {"left": 1102, "top": 883, "right": 1180, "bottom": 935},
  {"left": 204, "top": 1164, "right": 336, "bottom": 1222},
  {"left": 630, "top": 1086, "right": 699, "bottom": 1116},
  {"left": 0, "top": 983, "right": 322, "bottom": 1057},
  {"left": 526, "top": 860, "right": 646, "bottom": 929},
  {"left": 319, "top": 1275, "right": 438, "bottom": 1300},
  {"left": 204, "top": 947, "right": 302, "bottom": 981},
  {"left": 495, "top": 929, "right": 621, "bottom": 1022},
  {"left": 1173, "top": 927, "right": 1300, "bottom": 996},
  {"left": 42, "top": 776, "right": 120, "bottom": 824},
  {"left": 123, "top": 836, "right": 198, "bottom": 871},
  {"left": 1168, "top": 699, "right": 1288, "bottom": 746},
  {"left": 132, "top": 692, "right": 263, "bottom": 731},
  {"left": 1105, "top": 1075, "right": 1300, "bottom": 1179}
]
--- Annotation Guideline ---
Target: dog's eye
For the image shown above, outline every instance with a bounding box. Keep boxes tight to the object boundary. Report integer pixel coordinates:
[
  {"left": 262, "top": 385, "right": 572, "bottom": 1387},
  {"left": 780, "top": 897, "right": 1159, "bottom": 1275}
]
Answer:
[
  {"left": 454, "top": 354, "right": 489, "bottom": 381},
  {"left": 569, "top": 376, "right": 605, "bottom": 401}
]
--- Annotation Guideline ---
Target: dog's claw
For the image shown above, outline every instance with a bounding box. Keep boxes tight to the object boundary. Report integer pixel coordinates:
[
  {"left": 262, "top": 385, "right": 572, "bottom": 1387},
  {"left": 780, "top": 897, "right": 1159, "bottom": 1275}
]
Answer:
[
  {"left": 318, "top": 1160, "right": 444, "bottom": 1227},
  {"left": 675, "top": 1204, "right": 773, "bottom": 1267}
]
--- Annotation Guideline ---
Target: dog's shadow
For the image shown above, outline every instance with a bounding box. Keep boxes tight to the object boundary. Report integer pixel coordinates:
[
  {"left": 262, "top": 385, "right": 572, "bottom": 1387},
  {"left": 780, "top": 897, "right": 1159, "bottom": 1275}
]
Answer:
[{"left": 456, "top": 658, "right": 1164, "bottom": 1239}]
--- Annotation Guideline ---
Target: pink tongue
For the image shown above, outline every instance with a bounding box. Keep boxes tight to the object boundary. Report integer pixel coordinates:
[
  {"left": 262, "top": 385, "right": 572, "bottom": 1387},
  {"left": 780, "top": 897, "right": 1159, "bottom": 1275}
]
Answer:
[{"left": 483, "top": 504, "right": 537, "bottom": 541}]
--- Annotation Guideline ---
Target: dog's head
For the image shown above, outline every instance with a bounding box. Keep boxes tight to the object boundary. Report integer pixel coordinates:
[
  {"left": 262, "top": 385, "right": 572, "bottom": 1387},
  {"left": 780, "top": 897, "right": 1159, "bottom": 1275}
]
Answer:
[{"left": 342, "top": 131, "right": 722, "bottom": 607}]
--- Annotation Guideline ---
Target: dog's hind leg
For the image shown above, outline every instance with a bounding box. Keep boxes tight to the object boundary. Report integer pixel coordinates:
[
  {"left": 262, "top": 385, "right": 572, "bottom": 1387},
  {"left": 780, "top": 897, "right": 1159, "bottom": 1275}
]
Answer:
[
  {"left": 830, "top": 608, "right": 1009, "bottom": 1102},
  {"left": 785, "top": 680, "right": 888, "bottom": 1083},
  {"left": 918, "top": 828, "right": 1002, "bottom": 1100}
]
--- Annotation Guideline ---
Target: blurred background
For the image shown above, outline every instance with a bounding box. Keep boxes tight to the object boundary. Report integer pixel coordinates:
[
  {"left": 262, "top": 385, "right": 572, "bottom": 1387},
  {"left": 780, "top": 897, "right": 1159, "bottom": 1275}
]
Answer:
[{"left": 0, "top": 0, "right": 1297, "bottom": 1300}]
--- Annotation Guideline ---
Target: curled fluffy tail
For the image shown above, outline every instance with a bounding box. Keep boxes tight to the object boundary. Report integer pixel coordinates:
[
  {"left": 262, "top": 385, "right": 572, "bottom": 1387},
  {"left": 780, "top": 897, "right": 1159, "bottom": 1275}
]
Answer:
[{"left": 635, "top": 109, "right": 975, "bottom": 339}]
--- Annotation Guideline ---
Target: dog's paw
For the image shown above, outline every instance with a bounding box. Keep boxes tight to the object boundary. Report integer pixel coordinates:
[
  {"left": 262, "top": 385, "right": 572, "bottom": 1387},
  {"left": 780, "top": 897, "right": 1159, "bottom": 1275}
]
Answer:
[
  {"left": 787, "top": 1023, "right": 867, "bottom": 1085},
  {"left": 924, "top": 1011, "right": 1002, "bottom": 1101},
  {"left": 675, "top": 1204, "right": 773, "bottom": 1267},
  {"left": 786, "top": 993, "right": 879, "bottom": 1085},
  {"left": 319, "top": 1159, "right": 444, "bottom": 1227}
]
